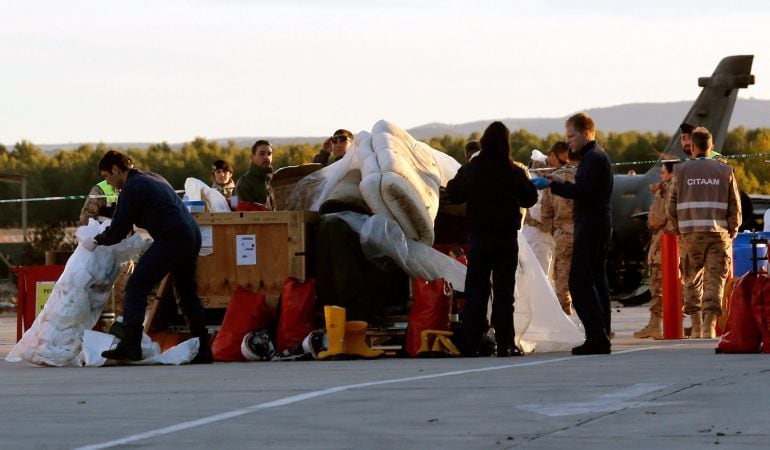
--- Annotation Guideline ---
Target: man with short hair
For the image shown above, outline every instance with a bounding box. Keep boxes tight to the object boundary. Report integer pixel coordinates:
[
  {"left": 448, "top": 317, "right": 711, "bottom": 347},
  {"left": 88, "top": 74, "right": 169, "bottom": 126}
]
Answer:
[
  {"left": 534, "top": 112, "right": 614, "bottom": 355},
  {"left": 679, "top": 122, "right": 695, "bottom": 157},
  {"left": 667, "top": 127, "right": 741, "bottom": 338},
  {"left": 313, "top": 129, "right": 354, "bottom": 166},
  {"left": 83, "top": 150, "right": 212, "bottom": 363},
  {"left": 235, "top": 140, "right": 275, "bottom": 210}
]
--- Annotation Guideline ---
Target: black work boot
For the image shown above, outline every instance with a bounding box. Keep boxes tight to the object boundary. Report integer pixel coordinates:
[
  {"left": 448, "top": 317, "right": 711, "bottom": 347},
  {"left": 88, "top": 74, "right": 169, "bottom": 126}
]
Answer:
[
  {"left": 184, "top": 311, "right": 213, "bottom": 364},
  {"left": 571, "top": 337, "right": 611, "bottom": 355},
  {"left": 102, "top": 324, "right": 143, "bottom": 361}
]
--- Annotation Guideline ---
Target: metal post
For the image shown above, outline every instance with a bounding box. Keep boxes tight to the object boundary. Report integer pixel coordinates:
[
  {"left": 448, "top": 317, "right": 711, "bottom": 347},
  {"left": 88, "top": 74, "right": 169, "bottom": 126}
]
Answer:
[{"left": 662, "top": 233, "right": 683, "bottom": 339}]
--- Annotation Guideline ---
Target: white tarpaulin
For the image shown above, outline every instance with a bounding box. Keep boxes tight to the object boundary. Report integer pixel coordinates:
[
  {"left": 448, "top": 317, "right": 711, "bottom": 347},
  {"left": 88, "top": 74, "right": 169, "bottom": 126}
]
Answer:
[
  {"left": 6, "top": 219, "right": 147, "bottom": 366},
  {"left": 7, "top": 219, "right": 201, "bottom": 367}
]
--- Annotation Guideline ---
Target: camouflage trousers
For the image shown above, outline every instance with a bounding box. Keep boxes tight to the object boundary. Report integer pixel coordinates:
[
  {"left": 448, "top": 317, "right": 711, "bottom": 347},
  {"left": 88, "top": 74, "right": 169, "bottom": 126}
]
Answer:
[
  {"left": 648, "top": 263, "right": 662, "bottom": 317},
  {"left": 551, "top": 230, "right": 573, "bottom": 314},
  {"left": 678, "top": 232, "right": 731, "bottom": 315}
]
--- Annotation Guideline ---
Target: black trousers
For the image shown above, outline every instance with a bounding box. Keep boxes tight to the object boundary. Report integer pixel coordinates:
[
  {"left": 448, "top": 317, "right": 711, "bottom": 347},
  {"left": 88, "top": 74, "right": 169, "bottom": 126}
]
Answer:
[
  {"left": 569, "top": 224, "right": 612, "bottom": 342},
  {"left": 461, "top": 232, "right": 518, "bottom": 355},
  {"left": 123, "top": 231, "right": 203, "bottom": 327}
]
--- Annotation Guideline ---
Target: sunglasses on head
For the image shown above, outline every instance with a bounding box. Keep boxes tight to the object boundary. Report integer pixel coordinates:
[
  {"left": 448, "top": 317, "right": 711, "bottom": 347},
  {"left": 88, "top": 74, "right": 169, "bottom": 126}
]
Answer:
[{"left": 332, "top": 135, "right": 350, "bottom": 143}]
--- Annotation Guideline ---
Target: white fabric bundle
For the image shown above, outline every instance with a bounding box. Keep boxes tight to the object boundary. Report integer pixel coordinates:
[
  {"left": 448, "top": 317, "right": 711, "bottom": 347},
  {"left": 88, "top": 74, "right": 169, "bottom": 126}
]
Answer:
[
  {"left": 6, "top": 219, "right": 147, "bottom": 366},
  {"left": 184, "top": 177, "right": 231, "bottom": 212}
]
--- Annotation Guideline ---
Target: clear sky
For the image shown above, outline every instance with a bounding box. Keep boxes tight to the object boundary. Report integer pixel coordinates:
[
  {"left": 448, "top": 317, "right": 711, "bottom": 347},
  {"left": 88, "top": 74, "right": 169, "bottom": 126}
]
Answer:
[{"left": 1, "top": 0, "right": 769, "bottom": 145}]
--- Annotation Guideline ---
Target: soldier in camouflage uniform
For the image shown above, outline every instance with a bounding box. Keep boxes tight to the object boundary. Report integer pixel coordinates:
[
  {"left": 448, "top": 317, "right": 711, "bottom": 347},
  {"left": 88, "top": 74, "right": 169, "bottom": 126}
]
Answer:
[
  {"left": 667, "top": 127, "right": 741, "bottom": 339},
  {"left": 540, "top": 142, "right": 575, "bottom": 314},
  {"left": 634, "top": 157, "right": 677, "bottom": 338},
  {"left": 79, "top": 180, "right": 118, "bottom": 225}
]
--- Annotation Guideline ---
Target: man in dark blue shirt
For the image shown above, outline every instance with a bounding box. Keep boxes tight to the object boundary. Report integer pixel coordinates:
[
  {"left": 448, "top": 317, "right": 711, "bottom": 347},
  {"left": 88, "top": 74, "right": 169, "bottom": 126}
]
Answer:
[
  {"left": 537, "top": 113, "right": 614, "bottom": 355},
  {"left": 84, "top": 150, "right": 212, "bottom": 363}
]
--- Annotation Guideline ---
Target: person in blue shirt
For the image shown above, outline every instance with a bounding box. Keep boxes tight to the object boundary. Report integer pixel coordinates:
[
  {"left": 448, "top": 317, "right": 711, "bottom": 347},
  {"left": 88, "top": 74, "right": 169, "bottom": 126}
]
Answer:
[{"left": 83, "top": 150, "right": 212, "bottom": 363}]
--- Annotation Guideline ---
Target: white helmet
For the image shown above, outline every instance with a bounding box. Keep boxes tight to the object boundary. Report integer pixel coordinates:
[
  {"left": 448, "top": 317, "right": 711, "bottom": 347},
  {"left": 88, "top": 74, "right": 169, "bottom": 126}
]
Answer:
[{"left": 241, "top": 330, "right": 275, "bottom": 361}]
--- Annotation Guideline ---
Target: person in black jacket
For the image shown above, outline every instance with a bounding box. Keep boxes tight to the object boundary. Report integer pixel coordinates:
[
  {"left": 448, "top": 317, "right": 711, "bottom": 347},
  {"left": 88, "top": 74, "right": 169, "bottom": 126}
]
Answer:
[
  {"left": 535, "top": 112, "right": 614, "bottom": 355},
  {"left": 446, "top": 122, "right": 538, "bottom": 357},
  {"left": 82, "top": 150, "right": 212, "bottom": 363}
]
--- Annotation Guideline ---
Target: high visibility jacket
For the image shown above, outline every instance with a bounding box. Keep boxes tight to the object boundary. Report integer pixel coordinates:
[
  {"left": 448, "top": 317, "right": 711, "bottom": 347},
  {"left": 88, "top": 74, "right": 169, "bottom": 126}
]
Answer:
[
  {"left": 667, "top": 158, "right": 741, "bottom": 236},
  {"left": 97, "top": 180, "right": 118, "bottom": 205}
]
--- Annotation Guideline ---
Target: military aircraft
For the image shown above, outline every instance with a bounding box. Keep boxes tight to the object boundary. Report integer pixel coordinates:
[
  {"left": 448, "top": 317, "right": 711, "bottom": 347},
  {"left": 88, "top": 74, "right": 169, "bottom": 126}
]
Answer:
[{"left": 608, "top": 54, "right": 755, "bottom": 301}]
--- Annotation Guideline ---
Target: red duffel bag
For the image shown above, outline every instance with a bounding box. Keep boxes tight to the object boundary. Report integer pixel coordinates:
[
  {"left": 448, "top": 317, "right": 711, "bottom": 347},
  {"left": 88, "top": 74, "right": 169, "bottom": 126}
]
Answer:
[
  {"left": 275, "top": 277, "right": 317, "bottom": 353},
  {"left": 404, "top": 277, "right": 453, "bottom": 357},
  {"left": 213, "top": 285, "right": 275, "bottom": 361},
  {"left": 717, "top": 273, "right": 762, "bottom": 354},
  {"left": 750, "top": 273, "right": 770, "bottom": 353}
]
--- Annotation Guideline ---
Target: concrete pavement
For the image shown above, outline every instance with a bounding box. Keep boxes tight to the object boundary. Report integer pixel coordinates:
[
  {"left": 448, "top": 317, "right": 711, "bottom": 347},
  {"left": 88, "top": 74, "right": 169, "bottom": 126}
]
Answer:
[{"left": 1, "top": 308, "right": 768, "bottom": 450}]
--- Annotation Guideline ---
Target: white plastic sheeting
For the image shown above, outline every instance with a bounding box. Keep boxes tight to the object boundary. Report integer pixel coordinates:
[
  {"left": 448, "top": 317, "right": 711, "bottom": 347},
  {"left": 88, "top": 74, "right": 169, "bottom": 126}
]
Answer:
[
  {"left": 514, "top": 233, "right": 584, "bottom": 353},
  {"left": 79, "top": 330, "right": 198, "bottom": 366},
  {"left": 5, "top": 220, "right": 147, "bottom": 366},
  {"left": 184, "top": 177, "right": 231, "bottom": 212}
]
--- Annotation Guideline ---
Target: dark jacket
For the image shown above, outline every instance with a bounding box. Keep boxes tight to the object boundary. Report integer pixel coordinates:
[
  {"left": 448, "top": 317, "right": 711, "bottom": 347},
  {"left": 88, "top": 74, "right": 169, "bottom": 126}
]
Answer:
[
  {"left": 95, "top": 169, "right": 199, "bottom": 246},
  {"left": 236, "top": 164, "right": 274, "bottom": 207},
  {"left": 446, "top": 153, "right": 537, "bottom": 234},
  {"left": 549, "top": 141, "right": 614, "bottom": 234}
]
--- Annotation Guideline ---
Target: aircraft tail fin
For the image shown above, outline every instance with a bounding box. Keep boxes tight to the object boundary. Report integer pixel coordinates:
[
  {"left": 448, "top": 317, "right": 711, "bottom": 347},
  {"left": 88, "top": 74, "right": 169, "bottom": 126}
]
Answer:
[{"left": 665, "top": 55, "right": 755, "bottom": 158}]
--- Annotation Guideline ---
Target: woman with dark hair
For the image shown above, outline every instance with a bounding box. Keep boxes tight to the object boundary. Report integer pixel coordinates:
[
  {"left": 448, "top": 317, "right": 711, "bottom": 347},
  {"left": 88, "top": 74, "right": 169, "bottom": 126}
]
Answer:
[{"left": 446, "top": 121, "right": 538, "bottom": 356}]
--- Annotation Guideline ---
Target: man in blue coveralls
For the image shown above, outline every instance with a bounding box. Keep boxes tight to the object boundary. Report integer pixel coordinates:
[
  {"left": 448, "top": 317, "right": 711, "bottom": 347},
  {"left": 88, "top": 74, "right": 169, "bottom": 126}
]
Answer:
[
  {"left": 532, "top": 112, "right": 614, "bottom": 355},
  {"left": 82, "top": 150, "right": 212, "bottom": 363}
]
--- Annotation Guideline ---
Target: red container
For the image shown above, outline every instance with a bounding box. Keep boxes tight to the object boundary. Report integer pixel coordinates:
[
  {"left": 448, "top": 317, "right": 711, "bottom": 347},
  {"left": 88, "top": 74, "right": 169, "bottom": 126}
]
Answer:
[{"left": 11, "top": 265, "right": 64, "bottom": 341}]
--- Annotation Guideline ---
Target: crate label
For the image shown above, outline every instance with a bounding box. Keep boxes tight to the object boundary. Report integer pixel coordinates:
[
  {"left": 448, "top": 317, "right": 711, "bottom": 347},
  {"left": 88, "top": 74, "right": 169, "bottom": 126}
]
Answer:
[
  {"left": 236, "top": 234, "right": 257, "bottom": 265},
  {"left": 200, "top": 226, "right": 213, "bottom": 247},
  {"left": 35, "top": 281, "right": 56, "bottom": 314}
]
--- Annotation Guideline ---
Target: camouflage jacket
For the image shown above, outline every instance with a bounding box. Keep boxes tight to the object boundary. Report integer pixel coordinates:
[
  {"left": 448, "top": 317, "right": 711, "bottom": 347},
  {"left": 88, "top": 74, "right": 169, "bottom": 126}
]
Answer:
[{"left": 541, "top": 166, "right": 576, "bottom": 235}]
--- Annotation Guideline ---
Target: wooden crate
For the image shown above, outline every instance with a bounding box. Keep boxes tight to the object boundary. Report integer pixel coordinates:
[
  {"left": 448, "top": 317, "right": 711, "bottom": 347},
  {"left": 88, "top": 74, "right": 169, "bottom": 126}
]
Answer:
[{"left": 192, "top": 211, "right": 319, "bottom": 309}]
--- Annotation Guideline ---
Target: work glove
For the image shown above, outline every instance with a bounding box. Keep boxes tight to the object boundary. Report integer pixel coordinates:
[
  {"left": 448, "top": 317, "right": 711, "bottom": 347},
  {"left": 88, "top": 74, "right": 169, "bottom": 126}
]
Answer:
[
  {"left": 531, "top": 177, "right": 549, "bottom": 190},
  {"left": 81, "top": 238, "right": 98, "bottom": 252}
]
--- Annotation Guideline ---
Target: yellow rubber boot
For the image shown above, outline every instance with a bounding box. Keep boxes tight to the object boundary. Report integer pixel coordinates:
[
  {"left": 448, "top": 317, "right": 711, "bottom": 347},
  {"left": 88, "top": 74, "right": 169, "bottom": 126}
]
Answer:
[
  {"left": 343, "top": 321, "right": 383, "bottom": 359},
  {"left": 318, "top": 306, "right": 346, "bottom": 360}
]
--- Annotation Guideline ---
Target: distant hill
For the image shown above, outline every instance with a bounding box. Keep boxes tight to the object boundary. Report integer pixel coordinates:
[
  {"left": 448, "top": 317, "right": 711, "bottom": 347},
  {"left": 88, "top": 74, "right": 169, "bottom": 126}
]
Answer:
[
  {"left": 406, "top": 98, "right": 770, "bottom": 140},
  {"left": 37, "top": 98, "right": 770, "bottom": 153}
]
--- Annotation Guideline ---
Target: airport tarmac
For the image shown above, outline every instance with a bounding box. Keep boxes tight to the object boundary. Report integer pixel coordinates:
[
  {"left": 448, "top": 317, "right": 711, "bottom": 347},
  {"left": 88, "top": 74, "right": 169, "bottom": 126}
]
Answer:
[{"left": 1, "top": 307, "right": 768, "bottom": 450}]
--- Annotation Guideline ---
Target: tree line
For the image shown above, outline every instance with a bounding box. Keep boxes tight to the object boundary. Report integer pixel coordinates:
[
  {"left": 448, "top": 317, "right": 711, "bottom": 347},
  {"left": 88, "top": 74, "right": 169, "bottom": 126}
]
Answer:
[{"left": 1, "top": 126, "right": 769, "bottom": 229}]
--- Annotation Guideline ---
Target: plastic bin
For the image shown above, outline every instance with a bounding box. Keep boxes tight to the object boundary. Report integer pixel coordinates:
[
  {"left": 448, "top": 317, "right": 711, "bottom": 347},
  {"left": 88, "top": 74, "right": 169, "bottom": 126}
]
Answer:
[{"left": 733, "top": 232, "right": 769, "bottom": 277}]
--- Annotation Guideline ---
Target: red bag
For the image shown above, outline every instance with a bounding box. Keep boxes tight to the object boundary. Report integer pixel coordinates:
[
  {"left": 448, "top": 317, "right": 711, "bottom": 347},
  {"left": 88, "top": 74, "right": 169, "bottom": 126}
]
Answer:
[
  {"left": 212, "top": 286, "right": 275, "bottom": 361},
  {"left": 405, "top": 277, "right": 453, "bottom": 357},
  {"left": 275, "top": 277, "right": 317, "bottom": 352},
  {"left": 750, "top": 273, "right": 770, "bottom": 353},
  {"left": 234, "top": 201, "right": 269, "bottom": 212},
  {"left": 717, "top": 273, "right": 762, "bottom": 354}
]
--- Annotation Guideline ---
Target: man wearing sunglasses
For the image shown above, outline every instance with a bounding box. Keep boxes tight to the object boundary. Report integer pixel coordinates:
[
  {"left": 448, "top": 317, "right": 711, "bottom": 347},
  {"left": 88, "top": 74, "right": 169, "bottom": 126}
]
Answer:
[{"left": 313, "top": 129, "right": 354, "bottom": 166}]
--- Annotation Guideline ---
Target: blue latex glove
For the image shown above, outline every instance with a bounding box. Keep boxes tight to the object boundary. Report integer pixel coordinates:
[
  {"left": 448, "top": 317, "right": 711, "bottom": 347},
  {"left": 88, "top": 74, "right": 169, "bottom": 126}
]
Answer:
[{"left": 531, "top": 177, "right": 549, "bottom": 190}]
